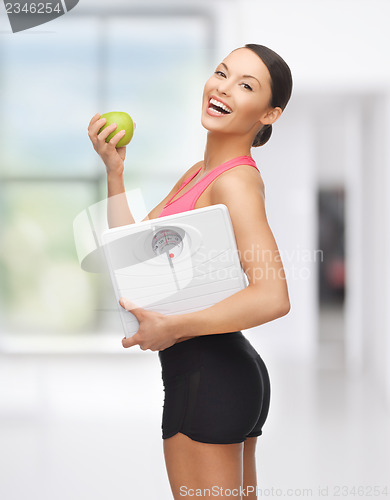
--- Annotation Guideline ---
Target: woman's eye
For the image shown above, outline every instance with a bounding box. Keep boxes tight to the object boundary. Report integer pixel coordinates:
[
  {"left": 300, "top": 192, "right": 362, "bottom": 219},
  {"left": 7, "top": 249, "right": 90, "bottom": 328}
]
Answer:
[{"left": 214, "top": 71, "right": 252, "bottom": 91}]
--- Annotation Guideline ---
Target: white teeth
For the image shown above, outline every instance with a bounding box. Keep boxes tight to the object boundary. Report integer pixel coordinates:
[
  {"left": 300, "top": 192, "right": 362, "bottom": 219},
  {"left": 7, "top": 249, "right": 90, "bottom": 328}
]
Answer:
[{"left": 210, "top": 98, "right": 232, "bottom": 113}]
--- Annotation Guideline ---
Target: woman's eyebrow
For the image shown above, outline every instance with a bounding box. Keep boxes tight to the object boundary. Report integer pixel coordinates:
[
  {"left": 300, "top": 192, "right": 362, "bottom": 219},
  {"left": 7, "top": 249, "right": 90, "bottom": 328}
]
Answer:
[{"left": 220, "top": 62, "right": 261, "bottom": 87}]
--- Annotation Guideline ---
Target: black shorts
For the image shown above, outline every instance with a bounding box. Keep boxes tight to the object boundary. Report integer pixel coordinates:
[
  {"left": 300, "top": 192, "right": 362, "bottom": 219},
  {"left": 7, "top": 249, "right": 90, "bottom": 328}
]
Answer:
[{"left": 158, "top": 331, "right": 271, "bottom": 444}]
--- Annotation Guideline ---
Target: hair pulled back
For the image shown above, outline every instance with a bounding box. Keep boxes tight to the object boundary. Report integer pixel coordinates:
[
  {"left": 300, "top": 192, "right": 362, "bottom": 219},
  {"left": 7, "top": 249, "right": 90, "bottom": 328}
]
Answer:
[{"left": 243, "top": 44, "right": 293, "bottom": 147}]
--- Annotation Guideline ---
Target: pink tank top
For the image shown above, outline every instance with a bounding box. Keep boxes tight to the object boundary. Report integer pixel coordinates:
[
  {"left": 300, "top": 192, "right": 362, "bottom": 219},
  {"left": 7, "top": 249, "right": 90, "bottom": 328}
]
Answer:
[{"left": 157, "top": 155, "right": 259, "bottom": 218}]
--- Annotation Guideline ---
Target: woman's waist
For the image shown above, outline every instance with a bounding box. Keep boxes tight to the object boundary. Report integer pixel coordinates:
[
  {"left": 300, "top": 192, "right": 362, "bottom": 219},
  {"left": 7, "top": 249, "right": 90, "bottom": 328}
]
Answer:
[
  {"left": 160, "top": 331, "right": 243, "bottom": 356},
  {"left": 158, "top": 331, "right": 255, "bottom": 381}
]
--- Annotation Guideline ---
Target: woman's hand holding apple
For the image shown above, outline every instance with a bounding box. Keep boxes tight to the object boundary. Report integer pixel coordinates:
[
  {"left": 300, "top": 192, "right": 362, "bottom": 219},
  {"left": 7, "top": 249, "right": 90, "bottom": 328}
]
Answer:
[{"left": 88, "top": 112, "right": 134, "bottom": 177}]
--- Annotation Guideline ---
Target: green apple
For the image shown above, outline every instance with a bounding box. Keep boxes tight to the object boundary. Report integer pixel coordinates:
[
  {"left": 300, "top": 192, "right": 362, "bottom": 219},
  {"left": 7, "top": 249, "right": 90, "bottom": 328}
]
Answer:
[{"left": 98, "top": 111, "right": 134, "bottom": 148}]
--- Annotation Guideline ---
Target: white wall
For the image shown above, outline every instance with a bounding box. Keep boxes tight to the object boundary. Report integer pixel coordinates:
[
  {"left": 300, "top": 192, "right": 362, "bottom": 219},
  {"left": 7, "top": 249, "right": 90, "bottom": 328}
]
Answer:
[
  {"left": 238, "top": 0, "right": 390, "bottom": 91},
  {"left": 233, "top": 0, "right": 390, "bottom": 398}
]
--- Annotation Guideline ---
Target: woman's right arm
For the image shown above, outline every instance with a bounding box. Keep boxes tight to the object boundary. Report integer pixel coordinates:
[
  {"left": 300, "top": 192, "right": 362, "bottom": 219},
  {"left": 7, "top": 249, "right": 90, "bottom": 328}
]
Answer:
[
  {"left": 88, "top": 112, "right": 134, "bottom": 228},
  {"left": 88, "top": 112, "right": 200, "bottom": 227}
]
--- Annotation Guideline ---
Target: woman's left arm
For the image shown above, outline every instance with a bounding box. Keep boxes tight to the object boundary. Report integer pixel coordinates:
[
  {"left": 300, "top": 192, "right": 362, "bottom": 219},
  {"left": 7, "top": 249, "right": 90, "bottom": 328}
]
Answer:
[
  {"left": 170, "top": 167, "right": 291, "bottom": 340},
  {"left": 120, "top": 167, "right": 291, "bottom": 350}
]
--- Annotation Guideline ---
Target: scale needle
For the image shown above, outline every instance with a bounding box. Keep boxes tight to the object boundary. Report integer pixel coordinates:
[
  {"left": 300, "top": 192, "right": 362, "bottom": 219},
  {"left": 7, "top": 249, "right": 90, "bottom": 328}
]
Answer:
[{"left": 165, "top": 250, "right": 180, "bottom": 291}]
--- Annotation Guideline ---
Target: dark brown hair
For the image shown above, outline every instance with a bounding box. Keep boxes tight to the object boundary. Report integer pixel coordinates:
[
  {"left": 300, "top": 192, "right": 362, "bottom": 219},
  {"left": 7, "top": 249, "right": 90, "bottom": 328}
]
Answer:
[{"left": 243, "top": 44, "right": 293, "bottom": 147}]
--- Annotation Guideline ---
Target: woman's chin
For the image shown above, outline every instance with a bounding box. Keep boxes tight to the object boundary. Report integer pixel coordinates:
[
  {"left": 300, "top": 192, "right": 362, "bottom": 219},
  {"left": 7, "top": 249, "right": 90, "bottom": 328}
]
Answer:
[
  {"left": 200, "top": 113, "right": 225, "bottom": 132},
  {"left": 200, "top": 121, "right": 219, "bottom": 133},
  {"left": 200, "top": 114, "right": 210, "bottom": 131}
]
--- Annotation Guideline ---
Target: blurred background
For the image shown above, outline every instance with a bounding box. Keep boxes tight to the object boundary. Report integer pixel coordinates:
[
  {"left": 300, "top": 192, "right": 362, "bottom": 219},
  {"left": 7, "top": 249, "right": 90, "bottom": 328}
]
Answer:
[{"left": 0, "top": 0, "right": 389, "bottom": 499}]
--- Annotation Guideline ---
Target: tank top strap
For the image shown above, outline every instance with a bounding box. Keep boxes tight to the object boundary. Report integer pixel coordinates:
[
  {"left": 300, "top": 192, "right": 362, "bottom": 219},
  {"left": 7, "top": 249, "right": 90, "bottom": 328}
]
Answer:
[
  {"left": 164, "top": 166, "right": 203, "bottom": 206},
  {"left": 201, "top": 155, "right": 258, "bottom": 183},
  {"left": 190, "top": 155, "right": 259, "bottom": 208}
]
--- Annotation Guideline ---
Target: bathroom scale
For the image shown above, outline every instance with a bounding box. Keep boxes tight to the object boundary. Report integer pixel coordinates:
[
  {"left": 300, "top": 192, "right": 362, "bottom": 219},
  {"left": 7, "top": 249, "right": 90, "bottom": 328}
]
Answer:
[{"left": 101, "top": 204, "right": 249, "bottom": 338}]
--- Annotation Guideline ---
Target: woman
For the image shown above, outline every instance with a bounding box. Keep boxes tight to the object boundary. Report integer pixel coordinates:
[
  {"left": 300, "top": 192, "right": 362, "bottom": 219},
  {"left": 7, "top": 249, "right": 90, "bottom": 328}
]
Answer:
[{"left": 88, "top": 43, "right": 292, "bottom": 499}]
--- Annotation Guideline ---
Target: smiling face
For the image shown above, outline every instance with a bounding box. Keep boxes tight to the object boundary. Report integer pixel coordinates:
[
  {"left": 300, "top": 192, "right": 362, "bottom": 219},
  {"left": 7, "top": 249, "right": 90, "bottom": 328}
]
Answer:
[{"left": 201, "top": 47, "right": 280, "bottom": 142}]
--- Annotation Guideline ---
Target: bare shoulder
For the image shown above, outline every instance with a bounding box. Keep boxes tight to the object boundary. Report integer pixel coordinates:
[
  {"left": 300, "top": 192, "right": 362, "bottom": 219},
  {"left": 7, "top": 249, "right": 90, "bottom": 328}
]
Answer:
[{"left": 211, "top": 163, "right": 265, "bottom": 204}]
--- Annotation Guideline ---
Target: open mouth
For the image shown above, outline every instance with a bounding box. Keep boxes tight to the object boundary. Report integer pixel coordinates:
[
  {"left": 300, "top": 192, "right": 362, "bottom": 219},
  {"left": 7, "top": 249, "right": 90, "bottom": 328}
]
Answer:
[{"left": 208, "top": 97, "right": 232, "bottom": 115}]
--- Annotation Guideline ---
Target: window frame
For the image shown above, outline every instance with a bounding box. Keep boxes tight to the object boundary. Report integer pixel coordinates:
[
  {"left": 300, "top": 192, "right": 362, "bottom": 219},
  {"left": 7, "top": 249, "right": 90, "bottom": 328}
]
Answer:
[{"left": 0, "top": 7, "right": 215, "bottom": 354}]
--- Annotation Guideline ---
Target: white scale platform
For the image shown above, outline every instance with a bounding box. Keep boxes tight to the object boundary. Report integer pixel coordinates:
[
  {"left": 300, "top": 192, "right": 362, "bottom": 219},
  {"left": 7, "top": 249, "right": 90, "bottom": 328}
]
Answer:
[{"left": 101, "top": 204, "right": 249, "bottom": 338}]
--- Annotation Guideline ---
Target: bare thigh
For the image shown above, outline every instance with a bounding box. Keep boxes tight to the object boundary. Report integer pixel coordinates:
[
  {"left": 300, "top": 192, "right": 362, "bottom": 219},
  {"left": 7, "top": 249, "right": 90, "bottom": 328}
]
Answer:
[
  {"left": 243, "top": 436, "right": 258, "bottom": 498},
  {"left": 163, "top": 431, "right": 244, "bottom": 499}
]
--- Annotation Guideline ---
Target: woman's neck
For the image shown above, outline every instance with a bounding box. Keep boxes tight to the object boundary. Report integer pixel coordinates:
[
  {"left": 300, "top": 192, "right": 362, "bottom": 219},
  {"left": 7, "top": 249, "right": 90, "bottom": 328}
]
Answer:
[{"left": 202, "top": 132, "right": 253, "bottom": 173}]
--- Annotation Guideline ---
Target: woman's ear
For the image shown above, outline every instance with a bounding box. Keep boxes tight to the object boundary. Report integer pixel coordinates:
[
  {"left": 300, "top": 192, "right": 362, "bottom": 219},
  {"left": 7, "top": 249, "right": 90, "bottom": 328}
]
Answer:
[{"left": 262, "top": 106, "right": 283, "bottom": 126}]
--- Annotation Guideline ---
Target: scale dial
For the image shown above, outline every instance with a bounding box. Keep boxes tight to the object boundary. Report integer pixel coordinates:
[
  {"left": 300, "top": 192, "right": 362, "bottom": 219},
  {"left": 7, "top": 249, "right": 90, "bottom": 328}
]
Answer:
[{"left": 151, "top": 229, "right": 183, "bottom": 258}]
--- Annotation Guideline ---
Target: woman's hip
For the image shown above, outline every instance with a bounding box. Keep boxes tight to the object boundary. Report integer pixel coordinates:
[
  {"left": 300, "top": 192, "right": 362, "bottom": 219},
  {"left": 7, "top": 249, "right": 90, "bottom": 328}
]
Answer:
[{"left": 158, "top": 331, "right": 268, "bottom": 384}]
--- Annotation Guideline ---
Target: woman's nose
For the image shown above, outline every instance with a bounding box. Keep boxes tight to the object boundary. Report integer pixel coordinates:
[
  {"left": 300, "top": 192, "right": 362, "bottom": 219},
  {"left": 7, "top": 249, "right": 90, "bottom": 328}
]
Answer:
[{"left": 217, "top": 79, "right": 231, "bottom": 95}]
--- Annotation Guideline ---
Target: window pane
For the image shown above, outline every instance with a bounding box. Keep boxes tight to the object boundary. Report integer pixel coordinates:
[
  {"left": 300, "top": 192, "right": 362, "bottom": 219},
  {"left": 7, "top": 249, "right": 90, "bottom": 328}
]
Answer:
[
  {"left": 0, "top": 183, "right": 101, "bottom": 335},
  {"left": 0, "top": 18, "right": 100, "bottom": 176},
  {"left": 104, "top": 17, "right": 210, "bottom": 176}
]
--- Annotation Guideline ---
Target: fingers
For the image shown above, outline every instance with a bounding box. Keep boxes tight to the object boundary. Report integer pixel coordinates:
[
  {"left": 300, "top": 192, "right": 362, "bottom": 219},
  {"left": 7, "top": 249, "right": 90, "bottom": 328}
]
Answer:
[
  {"left": 97, "top": 121, "right": 117, "bottom": 141},
  {"left": 87, "top": 114, "right": 106, "bottom": 149},
  {"left": 109, "top": 129, "right": 126, "bottom": 147},
  {"left": 97, "top": 122, "right": 126, "bottom": 147},
  {"left": 95, "top": 123, "right": 122, "bottom": 154},
  {"left": 119, "top": 298, "right": 144, "bottom": 349},
  {"left": 119, "top": 297, "right": 143, "bottom": 317},
  {"left": 88, "top": 112, "right": 101, "bottom": 128},
  {"left": 122, "top": 335, "right": 140, "bottom": 349},
  {"left": 88, "top": 114, "right": 105, "bottom": 138}
]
